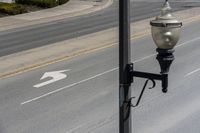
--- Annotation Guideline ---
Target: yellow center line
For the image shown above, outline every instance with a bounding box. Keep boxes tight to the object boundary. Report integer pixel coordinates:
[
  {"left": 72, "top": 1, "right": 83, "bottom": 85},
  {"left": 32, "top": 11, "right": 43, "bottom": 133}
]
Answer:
[{"left": 1, "top": 14, "right": 200, "bottom": 79}]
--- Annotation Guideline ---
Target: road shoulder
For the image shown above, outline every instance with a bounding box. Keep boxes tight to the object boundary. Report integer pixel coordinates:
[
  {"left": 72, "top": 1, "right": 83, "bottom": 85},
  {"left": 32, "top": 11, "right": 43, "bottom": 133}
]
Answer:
[{"left": 1, "top": 7, "right": 200, "bottom": 79}]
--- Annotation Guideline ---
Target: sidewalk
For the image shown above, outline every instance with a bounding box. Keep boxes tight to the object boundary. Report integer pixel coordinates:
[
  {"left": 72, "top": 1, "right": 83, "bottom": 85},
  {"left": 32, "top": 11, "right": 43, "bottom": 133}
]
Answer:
[{"left": 0, "top": 0, "right": 113, "bottom": 31}]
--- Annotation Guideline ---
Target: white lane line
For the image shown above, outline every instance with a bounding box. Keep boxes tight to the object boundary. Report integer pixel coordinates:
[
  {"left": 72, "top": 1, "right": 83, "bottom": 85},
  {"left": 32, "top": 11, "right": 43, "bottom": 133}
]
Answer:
[
  {"left": 132, "top": 34, "right": 200, "bottom": 63},
  {"left": 66, "top": 124, "right": 84, "bottom": 133},
  {"left": 181, "top": 37, "right": 200, "bottom": 77},
  {"left": 21, "top": 54, "right": 156, "bottom": 105},
  {"left": 185, "top": 68, "right": 200, "bottom": 77},
  {"left": 133, "top": 54, "right": 156, "bottom": 63},
  {"left": 132, "top": 35, "right": 200, "bottom": 64},
  {"left": 176, "top": 36, "right": 200, "bottom": 48},
  {"left": 21, "top": 36, "right": 200, "bottom": 105},
  {"left": 21, "top": 67, "right": 118, "bottom": 105}
]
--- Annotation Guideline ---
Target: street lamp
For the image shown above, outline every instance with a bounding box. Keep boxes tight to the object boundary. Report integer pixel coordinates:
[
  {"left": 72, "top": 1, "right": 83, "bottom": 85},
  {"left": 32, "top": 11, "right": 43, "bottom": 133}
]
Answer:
[
  {"left": 150, "top": 0, "right": 182, "bottom": 92},
  {"left": 119, "top": 0, "right": 182, "bottom": 133}
]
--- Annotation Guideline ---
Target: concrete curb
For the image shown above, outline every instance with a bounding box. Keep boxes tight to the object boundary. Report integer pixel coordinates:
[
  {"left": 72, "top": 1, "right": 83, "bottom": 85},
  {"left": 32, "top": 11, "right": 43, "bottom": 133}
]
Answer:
[
  {"left": 0, "top": 0, "right": 113, "bottom": 32},
  {"left": 1, "top": 7, "right": 200, "bottom": 79}
]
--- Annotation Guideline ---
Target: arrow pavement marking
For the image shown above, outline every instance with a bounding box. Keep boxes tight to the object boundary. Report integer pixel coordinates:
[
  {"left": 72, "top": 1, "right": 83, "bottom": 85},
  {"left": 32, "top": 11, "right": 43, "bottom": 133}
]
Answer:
[{"left": 33, "top": 69, "right": 70, "bottom": 88}]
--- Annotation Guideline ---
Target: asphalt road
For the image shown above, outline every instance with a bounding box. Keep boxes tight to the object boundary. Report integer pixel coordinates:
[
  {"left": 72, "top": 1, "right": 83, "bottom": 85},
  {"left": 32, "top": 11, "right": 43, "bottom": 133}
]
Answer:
[
  {"left": 0, "top": 16, "right": 200, "bottom": 132},
  {"left": 0, "top": 0, "right": 199, "bottom": 56}
]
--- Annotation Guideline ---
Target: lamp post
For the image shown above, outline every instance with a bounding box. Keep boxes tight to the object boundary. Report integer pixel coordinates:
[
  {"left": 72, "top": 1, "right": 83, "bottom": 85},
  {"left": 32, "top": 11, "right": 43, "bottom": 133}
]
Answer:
[
  {"left": 119, "top": 0, "right": 182, "bottom": 133},
  {"left": 119, "top": 0, "right": 131, "bottom": 132}
]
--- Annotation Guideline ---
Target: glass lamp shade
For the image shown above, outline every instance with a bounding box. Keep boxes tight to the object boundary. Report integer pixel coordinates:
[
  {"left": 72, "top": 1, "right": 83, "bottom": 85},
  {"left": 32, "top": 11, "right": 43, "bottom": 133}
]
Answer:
[{"left": 150, "top": 0, "right": 182, "bottom": 49}]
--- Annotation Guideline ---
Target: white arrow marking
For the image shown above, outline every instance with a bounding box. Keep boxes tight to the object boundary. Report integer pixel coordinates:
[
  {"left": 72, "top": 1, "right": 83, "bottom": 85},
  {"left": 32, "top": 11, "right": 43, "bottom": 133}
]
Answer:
[{"left": 33, "top": 69, "right": 70, "bottom": 88}]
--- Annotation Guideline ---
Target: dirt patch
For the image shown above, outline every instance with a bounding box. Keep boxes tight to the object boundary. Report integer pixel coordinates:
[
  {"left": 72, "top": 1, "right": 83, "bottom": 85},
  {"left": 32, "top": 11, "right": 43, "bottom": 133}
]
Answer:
[{"left": 24, "top": 5, "right": 44, "bottom": 12}]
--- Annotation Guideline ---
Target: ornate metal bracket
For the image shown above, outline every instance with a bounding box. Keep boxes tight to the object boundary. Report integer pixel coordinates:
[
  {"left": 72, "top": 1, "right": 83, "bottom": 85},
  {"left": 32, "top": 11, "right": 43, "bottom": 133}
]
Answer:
[
  {"left": 131, "top": 79, "right": 156, "bottom": 107},
  {"left": 125, "top": 63, "right": 169, "bottom": 109},
  {"left": 128, "top": 63, "right": 168, "bottom": 93},
  {"left": 124, "top": 79, "right": 156, "bottom": 120}
]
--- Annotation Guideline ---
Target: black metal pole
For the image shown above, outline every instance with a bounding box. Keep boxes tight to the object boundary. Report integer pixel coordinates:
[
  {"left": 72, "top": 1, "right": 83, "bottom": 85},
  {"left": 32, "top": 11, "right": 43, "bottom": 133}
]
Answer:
[{"left": 119, "top": 0, "right": 131, "bottom": 133}]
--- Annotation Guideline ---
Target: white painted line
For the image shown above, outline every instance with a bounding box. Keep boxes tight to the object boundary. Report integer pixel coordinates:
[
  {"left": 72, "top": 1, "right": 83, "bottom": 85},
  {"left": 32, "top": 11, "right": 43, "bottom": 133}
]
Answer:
[
  {"left": 185, "top": 68, "right": 200, "bottom": 77},
  {"left": 177, "top": 37, "right": 200, "bottom": 77},
  {"left": 21, "top": 67, "right": 118, "bottom": 105},
  {"left": 179, "top": 37, "right": 200, "bottom": 77},
  {"left": 176, "top": 36, "right": 200, "bottom": 48},
  {"left": 66, "top": 124, "right": 83, "bottom": 133},
  {"left": 133, "top": 54, "right": 156, "bottom": 63},
  {"left": 21, "top": 35, "right": 200, "bottom": 105},
  {"left": 21, "top": 54, "right": 156, "bottom": 105},
  {"left": 132, "top": 35, "right": 200, "bottom": 64}
]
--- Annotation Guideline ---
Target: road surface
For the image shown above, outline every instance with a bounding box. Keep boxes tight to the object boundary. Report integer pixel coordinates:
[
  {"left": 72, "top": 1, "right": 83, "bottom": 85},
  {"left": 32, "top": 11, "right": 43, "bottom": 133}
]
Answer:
[
  {"left": 0, "top": 0, "right": 199, "bottom": 56},
  {"left": 0, "top": 15, "right": 200, "bottom": 132}
]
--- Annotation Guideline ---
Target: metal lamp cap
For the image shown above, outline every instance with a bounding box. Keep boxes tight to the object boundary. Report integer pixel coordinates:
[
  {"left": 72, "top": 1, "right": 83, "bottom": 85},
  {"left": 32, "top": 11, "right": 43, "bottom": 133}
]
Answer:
[{"left": 150, "top": 1, "right": 182, "bottom": 28}]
